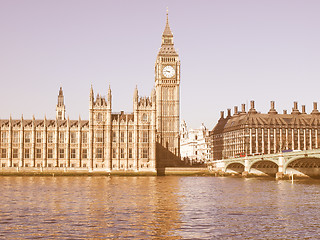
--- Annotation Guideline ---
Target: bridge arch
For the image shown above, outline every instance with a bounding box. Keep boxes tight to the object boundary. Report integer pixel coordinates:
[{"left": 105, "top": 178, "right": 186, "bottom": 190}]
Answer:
[
  {"left": 249, "top": 159, "right": 279, "bottom": 176},
  {"left": 249, "top": 159, "right": 279, "bottom": 169},
  {"left": 225, "top": 161, "right": 245, "bottom": 174},
  {"left": 284, "top": 156, "right": 320, "bottom": 178}
]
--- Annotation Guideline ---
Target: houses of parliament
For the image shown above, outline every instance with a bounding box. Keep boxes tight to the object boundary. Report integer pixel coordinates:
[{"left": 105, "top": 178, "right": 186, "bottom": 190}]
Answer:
[{"left": 0, "top": 13, "right": 181, "bottom": 173}]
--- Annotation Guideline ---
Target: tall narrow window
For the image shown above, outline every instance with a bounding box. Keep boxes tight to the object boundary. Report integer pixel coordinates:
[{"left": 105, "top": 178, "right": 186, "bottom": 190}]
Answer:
[
  {"left": 71, "top": 149, "right": 76, "bottom": 159},
  {"left": 128, "top": 132, "right": 133, "bottom": 143},
  {"left": 36, "top": 148, "right": 42, "bottom": 158},
  {"left": 112, "top": 132, "right": 117, "bottom": 143},
  {"left": 36, "top": 132, "right": 42, "bottom": 143},
  {"left": 96, "top": 131, "right": 103, "bottom": 143},
  {"left": 120, "top": 148, "right": 124, "bottom": 158},
  {"left": 82, "top": 149, "right": 88, "bottom": 159},
  {"left": 142, "top": 132, "right": 148, "bottom": 143},
  {"left": 82, "top": 132, "right": 88, "bottom": 144},
  {"left": 24, "top": 149, "right": 30, "bottom": 159},
  {"left": 1, "top": 149, "right": 7, "bottom": 159},
  {"left": 1, "top": 132, "right": 7, "bottom": 143},
  {"left": 59, "top": 149, "right": 65, "bottom": 158},
  {"left": 13, "top": 132, "right": 19, "bottom": 143},
  {"left": 120, "top": 132, "right": 125, "bottom": 143},
  {"left": 47, "top": 132, "right": 53, "bottom": 143},
  {"left": 96, "top": 148, "right": 102, "bottom": 158},
  {"left": 47, "top": 149, "right": 53, "bottom": 159},
  {"left": 71, "top": 132, "right": 77, "bottom": 143},
  {"left": 128, "top": 148, "right": 133, "bottom": 159},
  {"left": 142, "top": 148, "right": 148, "bottom": 158},
  {"left": 13, "top": 149, "right": 18, "bottom": 159},
  {"left": 59, "top": 132, "right": 65, "bottom": 144},
  {"left": 24, "top": 132, "right": 31, "bottom": 143},
  {"left": 112, "top": 148, "right": 117, "bottom": 158}
]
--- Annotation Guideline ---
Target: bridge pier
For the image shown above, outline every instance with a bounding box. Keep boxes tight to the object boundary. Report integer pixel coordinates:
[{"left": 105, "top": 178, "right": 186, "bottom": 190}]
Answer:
[
  {"left": 242, "top": 158, "right": 249, "bottom": 177},
  {"left": 276, "top": 154, "right": 285, "bottom": 180},
  {"left": 276, "top": 172, "right": 285, "bottom": 180},
  {"left": 242, "top": 171, "right": 249, "bottom": 177}
]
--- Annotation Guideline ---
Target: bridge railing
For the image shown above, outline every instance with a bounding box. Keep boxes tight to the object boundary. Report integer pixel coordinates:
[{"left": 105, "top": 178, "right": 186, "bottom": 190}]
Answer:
[{"left": 214, "top": 148, "right": 320, "bottom": 163}]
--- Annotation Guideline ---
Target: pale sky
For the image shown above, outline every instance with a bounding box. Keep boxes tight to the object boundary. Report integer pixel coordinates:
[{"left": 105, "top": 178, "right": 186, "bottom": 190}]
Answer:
[{"left": 1, "top": 0, "right": 319, "bottom": 130}]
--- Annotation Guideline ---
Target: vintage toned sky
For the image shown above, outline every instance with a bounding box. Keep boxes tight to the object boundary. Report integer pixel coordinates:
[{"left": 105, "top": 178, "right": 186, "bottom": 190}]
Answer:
[{"left": 1, "top": 0, "right": 319, "bottom": 129}]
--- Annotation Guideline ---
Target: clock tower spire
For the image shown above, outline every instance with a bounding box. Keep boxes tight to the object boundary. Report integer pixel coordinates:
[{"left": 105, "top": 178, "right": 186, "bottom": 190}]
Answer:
[
  {"left": 155, "top": 10, "right": 181, "bottom": 166},
  {"left": 162, "top": 9, "right": 174, "bottom": 45}
]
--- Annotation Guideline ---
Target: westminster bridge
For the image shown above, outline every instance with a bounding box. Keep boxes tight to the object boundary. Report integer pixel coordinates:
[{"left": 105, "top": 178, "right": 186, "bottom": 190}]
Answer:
[{"left": 211, "top": 149, "right": 320, "bottom": 179}]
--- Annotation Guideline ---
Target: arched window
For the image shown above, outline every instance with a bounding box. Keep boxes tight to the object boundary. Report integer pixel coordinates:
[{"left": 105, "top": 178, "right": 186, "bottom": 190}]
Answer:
[
  {"left": 97, "top": 113, "right": 102, "bottom": 121},
  {"left": 142, "top": 114, "right": 148, "bottom": 122}
]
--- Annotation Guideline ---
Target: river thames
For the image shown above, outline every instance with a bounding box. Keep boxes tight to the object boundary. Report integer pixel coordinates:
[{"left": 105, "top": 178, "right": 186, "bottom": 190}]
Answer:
[{"left": 1, "top": 176, "right": 320, "bottom": 239}]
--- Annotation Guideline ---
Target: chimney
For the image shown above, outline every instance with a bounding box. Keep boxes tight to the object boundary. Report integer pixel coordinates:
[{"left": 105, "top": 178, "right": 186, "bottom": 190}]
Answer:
[
  {"left": 312, "top": 102, "right": 320, "bottom": 114},
  {"left": 283, "top": 110, "right": 287, "bottom": 114},
  {"left": 227, "top": 108, "right": 231, "bottom": 117},
  {"left": 248, "top": 100, "right": 257, "bottom": 113},
  {"left": 234, "top": 106, "right": 238, "bottom": 115},
  {"left": 268, "top": 101, "right": 277, "bottom": 114},
  {"left": 292, "top": 101, "right": 300, "bottom": 114},
  {"left": 302, "top": 105, "right": 306, "bottom": 114},
  {"left": 250, "top": 100, "right": 255, "bottom": 109},
  {"left": 220, "top": 111, "right": 224, "bottom": 119},
  {"left": 241, "top": 104, "right": 246, "bottom": 114}
]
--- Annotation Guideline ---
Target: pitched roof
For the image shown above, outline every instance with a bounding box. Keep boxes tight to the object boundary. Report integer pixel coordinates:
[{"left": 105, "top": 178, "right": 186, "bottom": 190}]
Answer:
[{"left": 215, "top": 111, "right": 320, "bottom": 133}]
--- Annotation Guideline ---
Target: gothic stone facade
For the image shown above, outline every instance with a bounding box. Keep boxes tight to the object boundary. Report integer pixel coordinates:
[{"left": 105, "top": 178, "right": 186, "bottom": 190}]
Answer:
[
  {"left": 0, "top": 13, "right": 180, "bottom": 172},
  {"left": 211, "top": 101, "right": 320, "bottom": 160}
]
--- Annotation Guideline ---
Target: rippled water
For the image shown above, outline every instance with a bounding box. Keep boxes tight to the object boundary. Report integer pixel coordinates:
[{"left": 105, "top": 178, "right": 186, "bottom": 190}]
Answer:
[{"left": 1, "top": 176, "right": 320, "bottom": 239}]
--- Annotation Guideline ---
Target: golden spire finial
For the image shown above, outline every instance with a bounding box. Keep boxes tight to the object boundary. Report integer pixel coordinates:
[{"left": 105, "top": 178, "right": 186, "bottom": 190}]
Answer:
[{"left": 166, "top": 7, "right": 169, "bottom": 24}]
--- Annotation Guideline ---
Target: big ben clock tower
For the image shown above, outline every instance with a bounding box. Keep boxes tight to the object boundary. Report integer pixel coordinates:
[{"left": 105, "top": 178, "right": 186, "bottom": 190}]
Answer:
[{"left": 155, "top": 10, "right": 181, "bottom": 165}]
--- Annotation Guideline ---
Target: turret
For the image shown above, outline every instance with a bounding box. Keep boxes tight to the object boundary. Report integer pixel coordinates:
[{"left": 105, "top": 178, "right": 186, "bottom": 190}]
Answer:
[
  {"left": 56, "top": 87, "right": 66, "bottom": 120},
  {"left": 107, "top": 85, "right": 112, "bottom": 109},
  {"left": 44, "top": 115, "right": 47, "bottom": 128},
  {"left": 21, "top": 114, "right": 24, "bottom": 127},
  {"left": 151, "top": 88, "right": 156, "bottom": 105},
  {"left": 32, "top": 114, "right": 35, "bottom": 128},
  {"left": 90, "top": 84, "right": 94, "bottom": 106},
  {"left": 67, "top": 116, "right": 70, "bottom": 128},
  {"left": 133, "top": 86, "right": 139, "bottom": 110}
]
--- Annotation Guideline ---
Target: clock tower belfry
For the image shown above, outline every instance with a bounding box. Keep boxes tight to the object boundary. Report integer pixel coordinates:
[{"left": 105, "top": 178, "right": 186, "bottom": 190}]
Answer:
[{"left": 155, "top": 11, "right": 181, "bottom": 164}]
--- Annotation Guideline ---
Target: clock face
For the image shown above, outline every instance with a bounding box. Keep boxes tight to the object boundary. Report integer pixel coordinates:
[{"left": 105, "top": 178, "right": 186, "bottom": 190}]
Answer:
[{"left": 163, "top": 66, "right": 175, "bottom": 78}]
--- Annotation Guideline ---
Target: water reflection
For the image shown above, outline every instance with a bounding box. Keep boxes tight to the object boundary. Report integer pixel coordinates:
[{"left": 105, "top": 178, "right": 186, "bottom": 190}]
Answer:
[
  {"left": 1, "top": 176, "right": 320, "bottom": 239},
  {"left": 0, "top": 176, "right": 183, "bottom": 239}
]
